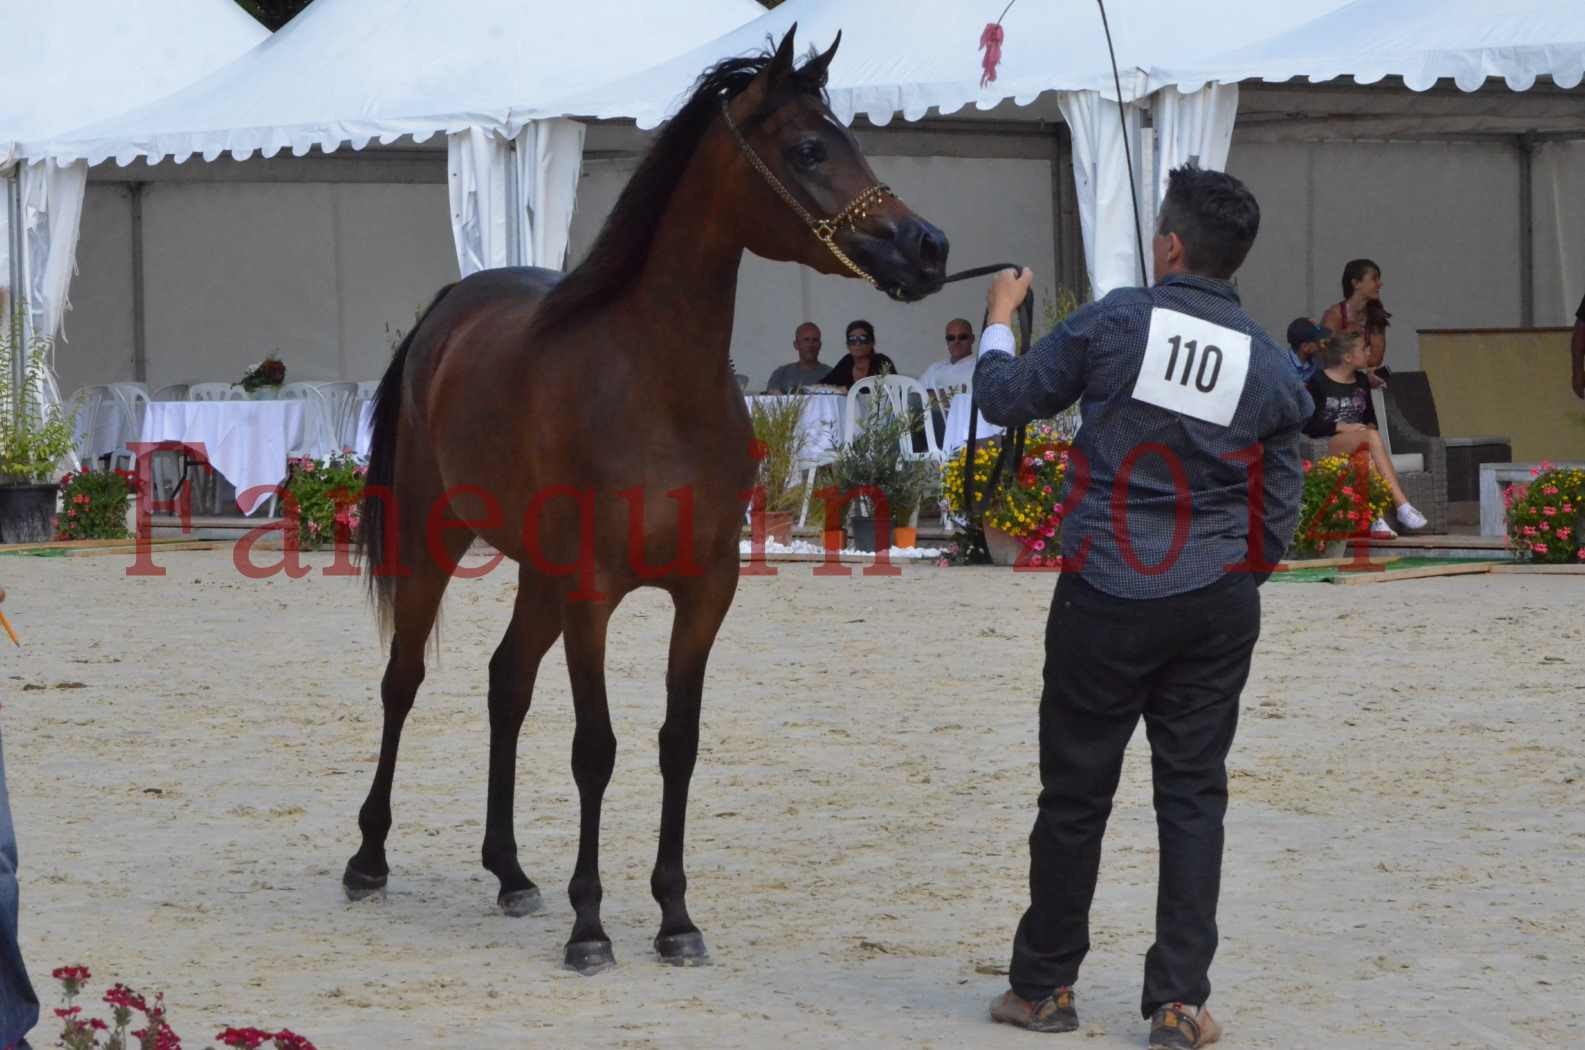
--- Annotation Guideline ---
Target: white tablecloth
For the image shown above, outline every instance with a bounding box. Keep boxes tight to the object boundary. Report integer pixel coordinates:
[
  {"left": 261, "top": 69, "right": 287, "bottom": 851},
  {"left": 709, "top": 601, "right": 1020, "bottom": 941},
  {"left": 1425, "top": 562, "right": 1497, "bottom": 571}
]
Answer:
[
  {"left": 139, "top": 401, "right": 307, "bottom": 514},
  {"left": 942, "top": 393, "right": 1004, "bottom": 455},
  {"left": 355, "top": 400, "right": 375, "bottom": 460},
  {"left": 745, "top": 394, "right": 847, "bottom": 467}
]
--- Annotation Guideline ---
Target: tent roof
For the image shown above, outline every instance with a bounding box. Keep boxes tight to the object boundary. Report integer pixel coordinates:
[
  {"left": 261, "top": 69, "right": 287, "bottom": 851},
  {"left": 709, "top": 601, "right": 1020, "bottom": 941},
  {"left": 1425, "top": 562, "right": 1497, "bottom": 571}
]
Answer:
[
  {"left": 514, "top": 0, "right": 1353, "bottom": 130},
  {"left": 1, "top": 0, "right": 268, "bottom": 167},
  {"left": 33, "top": 0, "right": 765, "bottom": 167},
  {"left": 1158, "top": 0, "right": 1585, "bottom": 94}
]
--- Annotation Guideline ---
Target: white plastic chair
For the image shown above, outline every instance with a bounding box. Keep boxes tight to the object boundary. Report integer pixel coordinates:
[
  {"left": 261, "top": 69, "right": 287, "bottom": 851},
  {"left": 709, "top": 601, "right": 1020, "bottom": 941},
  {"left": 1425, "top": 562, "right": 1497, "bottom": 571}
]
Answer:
[
  {"left": 845, "top": 375, "right": 941, "bottom": 461},
  {"left": 312, "top": 381, "right": 360, "bottom": 453},
  {"left": 67, "top": 386, "right": 116, "bottom": 467},
  {"left": 188, "top": 382, "right": 246, "bottom": 402},
  {"left": 151, "top": 383, "right": 190, "bottom": 402},
  {"left": 277, "top": 382, "right": 341, "bottom": 460}
]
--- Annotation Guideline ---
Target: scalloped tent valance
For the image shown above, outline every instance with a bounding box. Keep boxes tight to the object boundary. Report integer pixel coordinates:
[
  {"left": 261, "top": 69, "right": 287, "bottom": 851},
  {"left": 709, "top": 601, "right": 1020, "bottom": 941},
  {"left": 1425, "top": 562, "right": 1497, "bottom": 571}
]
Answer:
[
  {"left": 29, "top": 0, "right": 765, "bottom": 168},
  {"left": 513, "top": 0, "right": 1354, "bottom": 130},
  {"left": 1155, "top": 0, "right": 1585, "bottom": 96}
]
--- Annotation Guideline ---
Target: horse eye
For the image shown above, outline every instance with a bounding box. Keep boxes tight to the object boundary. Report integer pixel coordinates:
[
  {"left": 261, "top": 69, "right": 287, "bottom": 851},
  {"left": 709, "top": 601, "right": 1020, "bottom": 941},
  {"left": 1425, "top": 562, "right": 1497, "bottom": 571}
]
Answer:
[{"left": 793, "top": 140, "right": 826, "bottom": 169}]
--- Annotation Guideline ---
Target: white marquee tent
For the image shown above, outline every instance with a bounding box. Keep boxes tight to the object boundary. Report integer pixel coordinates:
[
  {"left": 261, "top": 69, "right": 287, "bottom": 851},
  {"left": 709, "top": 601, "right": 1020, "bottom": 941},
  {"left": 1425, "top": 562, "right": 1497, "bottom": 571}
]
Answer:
[
  {"left": 13, "top": 0, "right": 763, "bottom": 421},
  {"left": 2, "top": 0, "right": 267, "bottom": 422},
  {"left": 522, "top": 0, "right": 1355, "bottom": 300}
]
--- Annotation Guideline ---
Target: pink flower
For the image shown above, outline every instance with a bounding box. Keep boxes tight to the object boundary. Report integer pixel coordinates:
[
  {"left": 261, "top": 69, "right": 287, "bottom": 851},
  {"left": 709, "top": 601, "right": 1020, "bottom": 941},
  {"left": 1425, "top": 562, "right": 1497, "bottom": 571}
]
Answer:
[
  {"left": 1042, "top": 526, "right": 1056, "bottom": 537},
  {"left": 1029, "top": 554, "right": 1044, "bottom": 566},
  {"left": 1533, "top": 542, "right": 1549, "bottom": 554},
  {"left": 1043, "top": 450, "right": 1056, "bottom": 462},
  {"left": 1522, "top": 526, "right": 1537, "bottom": 537},
  {"left": 1544, "top": 506, "right": 1558, "bottom": 516},
  {"left": 1032, "top": 539, "right": 1045, "bottom": 551},
  {"left": 1577, "top": 548, "right": 1585, "bottom": 561},
  {"left": 1301, "top": 459, "right": 1313, "bottom": 472},
  {"left": 1557, "top": 527, "right": 1572, "bottom": 539},
  {"left": 1540, "top": 522, "right": 1551, "bottom": 532},
  {"left": 1042, "top": 485, "right": 1053, "bottom": 495},
  {"left": 1543, "top": 485, "right": 1559, "bottom": 495}
]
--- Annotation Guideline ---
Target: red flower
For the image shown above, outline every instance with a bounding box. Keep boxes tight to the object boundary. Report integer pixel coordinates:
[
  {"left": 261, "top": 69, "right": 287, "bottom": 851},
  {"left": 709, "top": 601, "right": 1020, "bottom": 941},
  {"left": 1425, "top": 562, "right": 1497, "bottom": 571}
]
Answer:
[
  {"left": 217, "top": 1027, "right": 273, "bottom": 1049},
  {"left": 89, "top": 1018, "right": 109, "bottom": 1031},
  {"left": 104, "top": 982, "right": 147, "bottom": 1013},
  {"left": 271, "top": 1030, "right": 318, "bottom": 1050},
  {"left": 52, "top": 965, "right": 91, "bottom": 983},
  {"left": 55, "top": 1006, "right": 83, "bottom": 1019}
]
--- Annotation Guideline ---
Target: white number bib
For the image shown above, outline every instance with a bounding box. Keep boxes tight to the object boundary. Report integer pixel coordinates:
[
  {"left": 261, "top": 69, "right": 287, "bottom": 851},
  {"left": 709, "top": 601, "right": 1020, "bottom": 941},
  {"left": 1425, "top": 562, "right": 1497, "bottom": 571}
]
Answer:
[{"left": 1131, "top": 308, "right": 1252, "bottom": 427}]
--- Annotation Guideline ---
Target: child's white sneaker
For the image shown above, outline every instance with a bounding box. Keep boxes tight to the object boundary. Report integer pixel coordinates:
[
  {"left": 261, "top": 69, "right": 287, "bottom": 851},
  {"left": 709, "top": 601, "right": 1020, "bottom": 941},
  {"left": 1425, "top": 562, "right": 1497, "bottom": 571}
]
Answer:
[
  {"left": 1396, "top": 503, "right": 1427, "bottom": 530},
  {"left": 1369, "top": 517, "right": 1398, "bottom": 539}
]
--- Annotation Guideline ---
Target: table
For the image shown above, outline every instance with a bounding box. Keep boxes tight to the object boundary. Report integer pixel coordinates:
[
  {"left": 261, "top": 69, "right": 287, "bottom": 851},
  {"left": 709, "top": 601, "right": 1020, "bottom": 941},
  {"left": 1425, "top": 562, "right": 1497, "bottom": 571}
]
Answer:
[
  {"left": 745, "top": 394, "right": 848, "bottom": 466},
  {"left": 941, "top": 392, "right": 1004, "bottom": 455},
  {"left": 139, "top": 400, "right": 309, "bottom": 515},
  {"left": 1478, "top": 461, "right": 1585, "bottom": 537}
]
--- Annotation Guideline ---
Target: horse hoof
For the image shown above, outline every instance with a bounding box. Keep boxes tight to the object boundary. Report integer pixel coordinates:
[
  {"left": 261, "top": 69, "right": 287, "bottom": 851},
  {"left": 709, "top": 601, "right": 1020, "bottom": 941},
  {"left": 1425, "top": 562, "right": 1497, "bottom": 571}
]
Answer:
[
  {"left": 342, "top": 862, "right": 387, "bottom": 902},
  {"left": 498, "top": 887, "right": 544, "bottom": 917},
  {"left": 563, "top": 940, "right": 617, "bottom": 975},
  {"left": 654, "top": 931, "right": 711, "bottom": 967}
]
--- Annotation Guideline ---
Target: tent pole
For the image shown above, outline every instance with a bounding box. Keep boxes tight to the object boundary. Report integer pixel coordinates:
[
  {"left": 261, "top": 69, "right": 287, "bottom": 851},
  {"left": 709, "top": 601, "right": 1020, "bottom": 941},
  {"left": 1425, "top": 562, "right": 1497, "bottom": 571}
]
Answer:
[
  {"left": 130, "top": 182, "right": 148, "bottom": 383},
  {"left": 6, "top": 169, "right": 24, "bottom": 425},
  {"left": 1517, "top": 133, "right": 1535, "bottom": 328},
  {"left": 505, "top": 135, "right": 522, "bottom": 268}
]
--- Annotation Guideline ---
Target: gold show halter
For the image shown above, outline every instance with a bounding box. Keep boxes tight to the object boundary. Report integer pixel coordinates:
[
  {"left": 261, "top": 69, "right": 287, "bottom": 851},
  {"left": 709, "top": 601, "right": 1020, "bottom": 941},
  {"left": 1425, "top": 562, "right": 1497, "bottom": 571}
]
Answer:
[{"left": 720, "top": 97, "right": 894, "bottom": 286}]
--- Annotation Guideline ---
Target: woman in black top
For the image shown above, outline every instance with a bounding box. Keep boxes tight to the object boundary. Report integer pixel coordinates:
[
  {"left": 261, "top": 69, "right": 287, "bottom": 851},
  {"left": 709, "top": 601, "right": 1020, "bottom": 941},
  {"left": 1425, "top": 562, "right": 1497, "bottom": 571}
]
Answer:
[
  {"left": 1303, "top": 331, "right": 1426, "bottom": 535},
  {"left": 820, "top": 319, "right": 898, "bottom": 389}
]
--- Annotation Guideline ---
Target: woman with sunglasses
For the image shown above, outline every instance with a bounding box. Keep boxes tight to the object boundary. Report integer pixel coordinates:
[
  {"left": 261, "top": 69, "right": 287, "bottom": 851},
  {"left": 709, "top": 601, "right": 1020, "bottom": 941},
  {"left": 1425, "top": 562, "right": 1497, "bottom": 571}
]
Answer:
[{"left": 818, "top": 319, "right": 898, "bottom": 389}]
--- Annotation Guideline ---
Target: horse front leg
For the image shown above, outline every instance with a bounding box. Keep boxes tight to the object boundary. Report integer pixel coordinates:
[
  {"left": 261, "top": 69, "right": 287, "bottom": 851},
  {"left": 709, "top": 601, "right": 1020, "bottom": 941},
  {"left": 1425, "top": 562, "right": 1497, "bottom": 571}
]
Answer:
[
  {"left": 562, "top": 595, "right": 620, "bottom": 974},
  {"left": 652, "top": 563, "right": 739, "bottom": 965}
]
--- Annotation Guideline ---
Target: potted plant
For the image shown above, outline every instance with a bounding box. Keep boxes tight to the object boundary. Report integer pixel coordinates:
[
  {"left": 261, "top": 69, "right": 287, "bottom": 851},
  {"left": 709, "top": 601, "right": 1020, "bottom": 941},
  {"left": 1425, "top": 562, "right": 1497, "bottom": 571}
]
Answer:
[
  {"left": 282, "top": 452, "right": 368, "bottom": 550},
  {"left": 0, "top": 322, "right": 76, "bottom": 543},
  {"left": 240, "top": 354, "right": 287, "bottom": 399},
  {"left": 1292, "top": 453, "right": 1393, "bottom": 559},
  {"left": 943, "top": 418, "right": 1073, "bottom": 566},
  {"left": 748, "top": 394, "right": 811, "bottom": 545},
  {"left": 830, "top": 393, "right": 933, "bottom": 553},
  {"left": 1503, "top": 461, "right": 1585, "bottom": 564},
  {"left": 54, "top": 467, "right": 140, "bottom": 541}
]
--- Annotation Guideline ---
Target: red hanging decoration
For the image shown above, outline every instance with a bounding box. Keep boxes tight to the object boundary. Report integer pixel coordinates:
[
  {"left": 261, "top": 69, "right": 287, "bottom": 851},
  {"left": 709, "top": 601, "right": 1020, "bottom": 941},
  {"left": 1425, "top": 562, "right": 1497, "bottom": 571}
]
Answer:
[{"left": 979, "top": 23, "right": 1006, "bottom": 88}]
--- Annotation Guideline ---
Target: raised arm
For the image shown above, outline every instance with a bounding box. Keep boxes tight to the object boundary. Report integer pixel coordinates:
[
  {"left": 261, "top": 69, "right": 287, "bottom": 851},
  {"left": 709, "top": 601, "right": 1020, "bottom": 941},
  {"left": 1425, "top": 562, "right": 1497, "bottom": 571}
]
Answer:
[{"left": 973, "top": 268, "right": 1092, "bottom": 427}]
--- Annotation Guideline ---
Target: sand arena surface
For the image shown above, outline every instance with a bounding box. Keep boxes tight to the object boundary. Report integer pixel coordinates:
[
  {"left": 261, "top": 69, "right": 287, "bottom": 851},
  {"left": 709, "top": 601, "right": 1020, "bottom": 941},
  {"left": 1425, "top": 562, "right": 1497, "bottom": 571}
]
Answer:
[{"left": 1, "top": 550, "right": 1582, "bottom": 1048}]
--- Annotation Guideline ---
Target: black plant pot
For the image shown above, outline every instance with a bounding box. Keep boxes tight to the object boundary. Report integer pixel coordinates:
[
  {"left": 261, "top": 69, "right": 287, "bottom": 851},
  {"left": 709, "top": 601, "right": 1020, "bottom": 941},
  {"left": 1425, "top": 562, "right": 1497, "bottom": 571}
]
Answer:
[
  {"left": 849, "top": 515, "right": 881, "bottom": 553},
  {"left": 0, "top": 483, "right": 59, "bottom": 544}
]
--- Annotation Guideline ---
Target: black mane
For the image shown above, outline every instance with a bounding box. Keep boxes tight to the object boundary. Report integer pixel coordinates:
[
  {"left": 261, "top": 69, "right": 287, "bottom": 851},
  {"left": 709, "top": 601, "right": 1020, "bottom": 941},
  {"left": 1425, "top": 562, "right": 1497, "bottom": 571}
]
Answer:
[{"left": 529, "top": 45, "right": 831, "bottom": 339}]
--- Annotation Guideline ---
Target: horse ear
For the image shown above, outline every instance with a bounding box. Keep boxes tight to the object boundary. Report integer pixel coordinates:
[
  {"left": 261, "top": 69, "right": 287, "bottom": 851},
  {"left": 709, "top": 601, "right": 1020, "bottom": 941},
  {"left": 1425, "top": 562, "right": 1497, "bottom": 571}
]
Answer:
[
  {"left": 803, "top": 31, "right": 841, "bottom": 81},
  {"left": 767, "top": 23, "right": 799, "bottom": 84}
]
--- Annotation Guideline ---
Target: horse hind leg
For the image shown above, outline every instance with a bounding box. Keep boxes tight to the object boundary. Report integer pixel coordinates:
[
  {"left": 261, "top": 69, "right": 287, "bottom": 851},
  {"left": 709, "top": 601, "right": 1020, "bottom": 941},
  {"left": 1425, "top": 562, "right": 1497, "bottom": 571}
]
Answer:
[
  {"left": 342, "top": 520, "right": 469, "bottom": 900},
  {"left": 482, "top": 577, "right": 562, "bottom": 916}
]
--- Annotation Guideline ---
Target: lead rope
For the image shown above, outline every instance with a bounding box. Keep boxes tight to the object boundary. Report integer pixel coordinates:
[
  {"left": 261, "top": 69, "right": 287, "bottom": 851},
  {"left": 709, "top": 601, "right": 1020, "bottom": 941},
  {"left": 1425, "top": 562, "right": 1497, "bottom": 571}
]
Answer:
[{"left": 941, "top": 264, "right": 1033, "bottom": 526}]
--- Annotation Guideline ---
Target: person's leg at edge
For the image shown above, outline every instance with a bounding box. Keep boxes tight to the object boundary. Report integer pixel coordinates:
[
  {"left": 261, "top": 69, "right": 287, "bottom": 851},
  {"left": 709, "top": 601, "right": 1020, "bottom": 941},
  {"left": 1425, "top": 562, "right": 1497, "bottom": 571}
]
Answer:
[
  {"left": 0, "top": 728, "right": 40, "bottom": 1050},
  {"left": 1008, "top": 576, "right": 1155, "bottom": 1004},
  {"left": 1138, "top": 576, "right": 1261, "bottom": 1022}
]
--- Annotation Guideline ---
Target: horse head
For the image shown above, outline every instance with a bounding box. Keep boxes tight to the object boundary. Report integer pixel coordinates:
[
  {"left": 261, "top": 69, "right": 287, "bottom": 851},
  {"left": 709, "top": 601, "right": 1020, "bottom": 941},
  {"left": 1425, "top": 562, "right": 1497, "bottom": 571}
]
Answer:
[{"left": 720, "top": 26, "right": 949, "bottom": 303}]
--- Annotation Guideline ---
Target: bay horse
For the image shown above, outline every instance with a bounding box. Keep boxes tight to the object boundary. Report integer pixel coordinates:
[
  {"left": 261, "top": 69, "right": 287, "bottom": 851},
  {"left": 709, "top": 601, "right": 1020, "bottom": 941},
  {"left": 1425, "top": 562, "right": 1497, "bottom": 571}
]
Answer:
[{"left": 344, "top": 25, "right": 949, "bottom": 974}]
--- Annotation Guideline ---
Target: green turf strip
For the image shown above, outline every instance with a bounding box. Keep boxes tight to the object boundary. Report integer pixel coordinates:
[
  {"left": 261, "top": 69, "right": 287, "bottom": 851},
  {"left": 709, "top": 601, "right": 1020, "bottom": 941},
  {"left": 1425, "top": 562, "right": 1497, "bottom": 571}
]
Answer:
[{"left": 1267, "top": 556, "right": 1505, "bottom": 584}]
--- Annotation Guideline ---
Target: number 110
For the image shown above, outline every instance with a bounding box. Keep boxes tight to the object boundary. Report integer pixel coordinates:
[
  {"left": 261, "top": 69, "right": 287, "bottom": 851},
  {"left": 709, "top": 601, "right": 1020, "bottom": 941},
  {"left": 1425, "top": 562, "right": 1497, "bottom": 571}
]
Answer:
[{"left": 1164, "top": 335, "right": 1223, "bottom": 392}]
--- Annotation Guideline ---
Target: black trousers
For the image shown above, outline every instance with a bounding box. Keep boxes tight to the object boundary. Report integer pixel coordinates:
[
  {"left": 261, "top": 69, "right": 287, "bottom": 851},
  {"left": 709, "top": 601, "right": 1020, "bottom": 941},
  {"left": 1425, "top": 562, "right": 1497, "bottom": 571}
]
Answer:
[{"left": 1009, "top": 571, "right": 1260, "bottom": 1019}]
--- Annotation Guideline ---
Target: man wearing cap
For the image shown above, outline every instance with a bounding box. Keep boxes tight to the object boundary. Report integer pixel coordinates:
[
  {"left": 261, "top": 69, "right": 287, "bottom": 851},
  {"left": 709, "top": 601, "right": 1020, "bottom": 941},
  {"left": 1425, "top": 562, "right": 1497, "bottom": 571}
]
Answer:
[{"left": 1285, "top": 318, "right": 1329, "bottom": 383}]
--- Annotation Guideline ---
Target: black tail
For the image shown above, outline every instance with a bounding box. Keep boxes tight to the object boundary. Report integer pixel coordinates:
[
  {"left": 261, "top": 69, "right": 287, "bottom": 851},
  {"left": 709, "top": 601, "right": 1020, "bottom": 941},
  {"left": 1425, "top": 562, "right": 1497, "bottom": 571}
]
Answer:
[{"left": 358, "top": 283, "right": 456, "bottom": 629}]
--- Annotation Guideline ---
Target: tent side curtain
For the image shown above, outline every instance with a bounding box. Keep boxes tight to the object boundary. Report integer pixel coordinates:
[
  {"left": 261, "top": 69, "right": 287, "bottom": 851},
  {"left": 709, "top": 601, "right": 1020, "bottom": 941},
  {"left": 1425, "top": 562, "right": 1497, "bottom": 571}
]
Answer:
[
  {"left": 1149, "top": 84, "right": 1240, "bottom": 284},
  {"left": 1057, "top": 91, "right": 1147, "bottom": 300},
  {"left": 447, "top": 119, "right": 587, "bottom": 276}
]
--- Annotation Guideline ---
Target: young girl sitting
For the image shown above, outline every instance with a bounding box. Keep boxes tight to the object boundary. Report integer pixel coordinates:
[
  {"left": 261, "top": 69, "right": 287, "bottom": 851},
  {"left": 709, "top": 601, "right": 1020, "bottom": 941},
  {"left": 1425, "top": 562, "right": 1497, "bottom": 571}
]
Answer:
[{"left": 1302, "top": 331, "right": 1428, "bottom": 538}]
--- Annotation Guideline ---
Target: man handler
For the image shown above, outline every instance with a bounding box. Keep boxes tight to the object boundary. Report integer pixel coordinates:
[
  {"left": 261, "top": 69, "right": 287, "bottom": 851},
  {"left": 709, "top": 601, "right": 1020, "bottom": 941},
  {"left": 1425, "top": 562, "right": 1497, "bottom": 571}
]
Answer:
[{"left": 978, "top": 165, "right": 1312, "bottom": 1049}]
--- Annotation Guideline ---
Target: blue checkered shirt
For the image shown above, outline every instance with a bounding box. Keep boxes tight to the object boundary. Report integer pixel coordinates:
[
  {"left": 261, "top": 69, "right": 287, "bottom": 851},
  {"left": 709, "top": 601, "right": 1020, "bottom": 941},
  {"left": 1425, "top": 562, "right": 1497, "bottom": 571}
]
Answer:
[{"left": 974, "top": 274, "right": 1314, "bottom": 598}]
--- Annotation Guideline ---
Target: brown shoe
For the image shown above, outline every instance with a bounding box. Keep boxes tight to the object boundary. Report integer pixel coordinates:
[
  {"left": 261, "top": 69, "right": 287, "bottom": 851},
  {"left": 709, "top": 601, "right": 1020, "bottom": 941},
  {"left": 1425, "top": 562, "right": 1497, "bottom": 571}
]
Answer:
[
  {"left": 989, "top": 988, "right": 1078, "bottom": 1033},
  {"left": 1148, "top": 1003, "right": 1222, "bottom": 1049}
]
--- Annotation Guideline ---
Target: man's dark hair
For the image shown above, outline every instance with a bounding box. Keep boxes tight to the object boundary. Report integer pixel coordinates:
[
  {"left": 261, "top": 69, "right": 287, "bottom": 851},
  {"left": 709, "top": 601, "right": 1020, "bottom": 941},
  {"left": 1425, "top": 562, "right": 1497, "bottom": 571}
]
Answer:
[
  {"left": 845, "top": 319, "right": 876, "bottom": 342},
  {"left": 1155, "top": 163, "right": 1261, "bottom": 279}
]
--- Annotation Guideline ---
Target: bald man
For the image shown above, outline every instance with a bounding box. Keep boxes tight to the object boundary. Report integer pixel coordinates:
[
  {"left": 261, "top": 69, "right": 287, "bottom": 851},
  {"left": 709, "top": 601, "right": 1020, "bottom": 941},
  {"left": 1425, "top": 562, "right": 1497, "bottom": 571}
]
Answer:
[{"left": 766, "top": 323, "right": 830, "bottom": 393}]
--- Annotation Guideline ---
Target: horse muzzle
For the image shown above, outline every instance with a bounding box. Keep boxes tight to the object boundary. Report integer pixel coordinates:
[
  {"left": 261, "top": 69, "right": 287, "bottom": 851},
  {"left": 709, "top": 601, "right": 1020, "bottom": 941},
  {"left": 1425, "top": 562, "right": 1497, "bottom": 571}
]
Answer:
[{"left": 848, "top": 215, "right": 949, "bottom": 303}]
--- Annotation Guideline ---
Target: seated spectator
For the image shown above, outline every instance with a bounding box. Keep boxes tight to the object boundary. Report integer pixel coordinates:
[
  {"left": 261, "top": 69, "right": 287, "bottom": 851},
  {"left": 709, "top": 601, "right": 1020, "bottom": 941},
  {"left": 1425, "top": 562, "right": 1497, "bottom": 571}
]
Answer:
[
  {"left": 819, "top": 320, "right": 898, "bottom": 390},
  {"left": 1303, "top": 331, "right": 1428, "bottom": 537},
  {"left": 1321, "top": 258, "right": 1391, "bottom": 387},
  {"left": 920, "top": 318, "right": 978, "bottom": 402},
  {"left": 1284, "top": 317, "right": 1328, "bottom": 382},
  {"left": 766, "top": 323, "right": 830, "bottom": 393}
]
